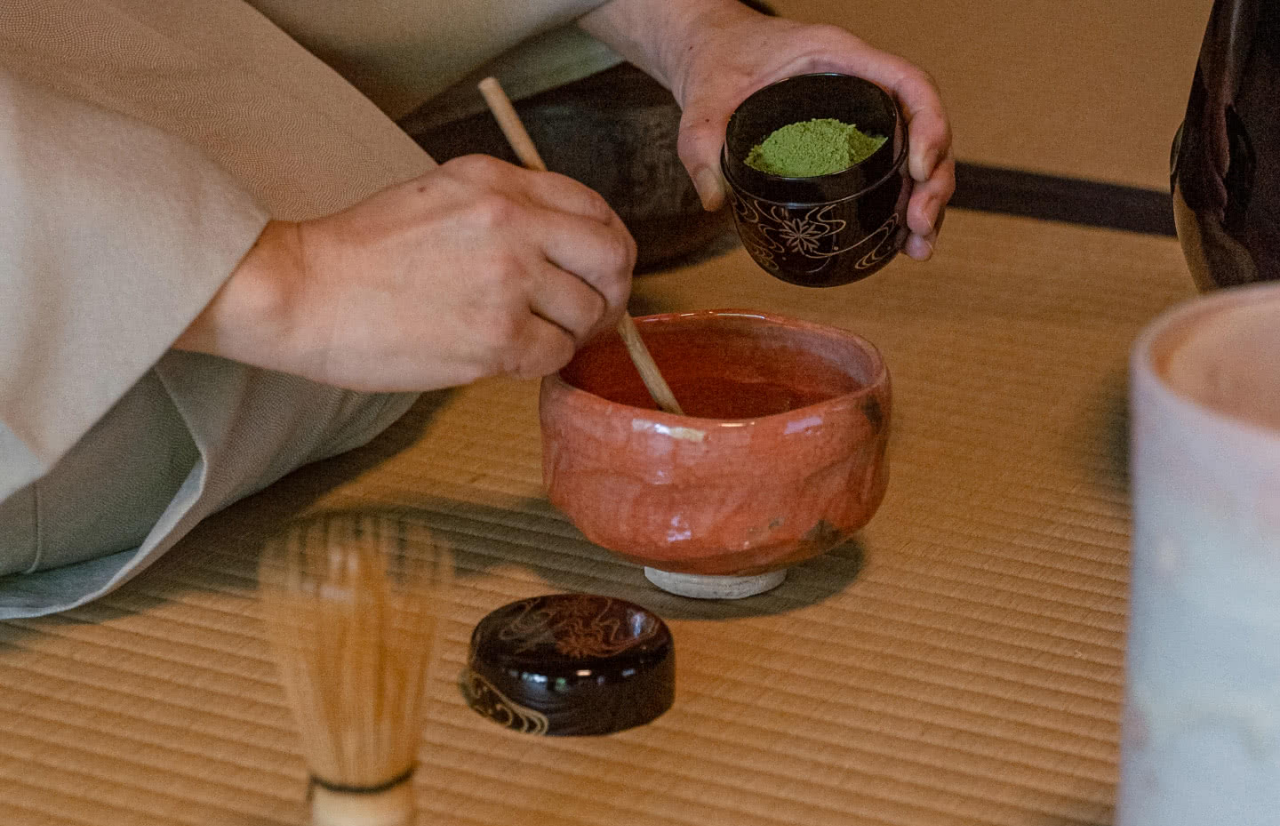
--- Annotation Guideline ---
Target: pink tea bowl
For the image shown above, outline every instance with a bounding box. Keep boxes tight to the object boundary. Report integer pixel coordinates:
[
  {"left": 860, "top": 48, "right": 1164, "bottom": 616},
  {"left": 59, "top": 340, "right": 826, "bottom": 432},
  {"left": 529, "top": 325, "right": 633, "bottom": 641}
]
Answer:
[{"left": 539, "top": 309, "right": 891, "bottom": 598}]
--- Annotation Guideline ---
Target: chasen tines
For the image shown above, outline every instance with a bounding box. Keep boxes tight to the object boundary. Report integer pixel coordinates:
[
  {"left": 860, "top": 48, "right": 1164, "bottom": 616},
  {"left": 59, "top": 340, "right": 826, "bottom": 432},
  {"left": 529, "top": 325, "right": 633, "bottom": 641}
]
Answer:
[{"left": 260, "top": 512, "right": 451, "bottom": 826}]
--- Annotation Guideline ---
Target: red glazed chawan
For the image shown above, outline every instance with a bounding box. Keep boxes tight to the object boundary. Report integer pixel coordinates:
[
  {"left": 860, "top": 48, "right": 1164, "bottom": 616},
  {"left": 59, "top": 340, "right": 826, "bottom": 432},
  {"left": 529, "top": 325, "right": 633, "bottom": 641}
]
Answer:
[{"left": 539, "top": 309, "right": 891, "bottom": 598}]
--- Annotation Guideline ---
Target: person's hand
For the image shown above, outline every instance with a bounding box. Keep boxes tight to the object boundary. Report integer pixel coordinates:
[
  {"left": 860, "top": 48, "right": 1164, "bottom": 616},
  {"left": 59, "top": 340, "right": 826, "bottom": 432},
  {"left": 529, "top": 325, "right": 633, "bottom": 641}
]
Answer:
[
  {"left": 175, "top": 154, "right": 636, "bottom": 391},
  {"left": 581, "top": 0, "right": 954, "bottom": 261}
]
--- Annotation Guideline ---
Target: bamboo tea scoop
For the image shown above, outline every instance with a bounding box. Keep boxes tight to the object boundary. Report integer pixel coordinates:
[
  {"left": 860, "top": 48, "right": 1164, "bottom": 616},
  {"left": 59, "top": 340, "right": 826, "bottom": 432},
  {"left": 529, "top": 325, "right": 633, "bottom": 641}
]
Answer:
[{"left": 478, "top": 76, "right": 685, "bottom": 415}]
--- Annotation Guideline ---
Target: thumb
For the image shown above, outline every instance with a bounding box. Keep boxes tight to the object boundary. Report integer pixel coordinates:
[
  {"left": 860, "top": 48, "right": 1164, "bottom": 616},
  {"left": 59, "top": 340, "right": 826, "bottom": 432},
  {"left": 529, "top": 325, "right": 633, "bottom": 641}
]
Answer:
[{"left": 678, "top": 109, "right": 730, "bottom": 212}]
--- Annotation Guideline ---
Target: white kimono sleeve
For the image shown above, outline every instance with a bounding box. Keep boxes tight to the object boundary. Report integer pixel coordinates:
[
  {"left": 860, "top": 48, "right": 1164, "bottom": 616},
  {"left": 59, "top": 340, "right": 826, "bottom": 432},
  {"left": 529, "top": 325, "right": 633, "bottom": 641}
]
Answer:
[
  {"left": 0, "top": 70, "right": 419, "bottom": 617},
  {"left": 0, "top": 68, "right": 270, "bottom": 502}
]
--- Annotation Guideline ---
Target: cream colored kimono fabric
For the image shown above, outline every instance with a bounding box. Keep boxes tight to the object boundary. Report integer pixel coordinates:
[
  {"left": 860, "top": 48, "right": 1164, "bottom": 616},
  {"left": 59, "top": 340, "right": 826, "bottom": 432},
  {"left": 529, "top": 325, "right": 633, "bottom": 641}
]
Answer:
[{"left": 0, "top": 0, "right": 615, "bottom": 617}]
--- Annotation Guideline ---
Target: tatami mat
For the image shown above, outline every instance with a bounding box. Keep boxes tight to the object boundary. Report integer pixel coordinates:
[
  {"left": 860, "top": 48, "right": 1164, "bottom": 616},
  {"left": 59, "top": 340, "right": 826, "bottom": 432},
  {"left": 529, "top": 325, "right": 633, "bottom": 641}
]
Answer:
[
  {"left": 0, "top": 210, "right": 1196, "bottom": 825},
  {"left": 772, "top": 0, "right": 1212, "bottom": 190}
]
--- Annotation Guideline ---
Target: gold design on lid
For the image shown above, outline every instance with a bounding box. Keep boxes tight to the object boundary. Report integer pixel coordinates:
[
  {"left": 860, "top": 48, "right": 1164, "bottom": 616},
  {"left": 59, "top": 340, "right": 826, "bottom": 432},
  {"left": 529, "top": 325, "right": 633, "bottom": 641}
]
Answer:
[
  {"left": 499, "top": 596, "right": 660, "bottom": 658},
  {"left": 461, "top": 671, "right": 550, "bottom": 736}
]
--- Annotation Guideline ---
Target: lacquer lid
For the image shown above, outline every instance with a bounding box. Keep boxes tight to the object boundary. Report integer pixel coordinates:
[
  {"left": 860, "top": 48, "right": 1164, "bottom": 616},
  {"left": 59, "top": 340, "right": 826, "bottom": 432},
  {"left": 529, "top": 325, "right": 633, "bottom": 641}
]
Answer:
[{"left": 461, "top": 594, "right": 675, "bottom": 736}]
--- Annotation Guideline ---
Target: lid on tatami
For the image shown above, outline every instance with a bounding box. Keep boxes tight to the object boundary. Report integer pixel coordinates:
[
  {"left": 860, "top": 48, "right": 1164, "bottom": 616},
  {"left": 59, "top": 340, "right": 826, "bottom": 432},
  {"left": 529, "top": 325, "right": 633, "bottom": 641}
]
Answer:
[{"left": 461, "top": 593, "right": 675, "bottom": 736}]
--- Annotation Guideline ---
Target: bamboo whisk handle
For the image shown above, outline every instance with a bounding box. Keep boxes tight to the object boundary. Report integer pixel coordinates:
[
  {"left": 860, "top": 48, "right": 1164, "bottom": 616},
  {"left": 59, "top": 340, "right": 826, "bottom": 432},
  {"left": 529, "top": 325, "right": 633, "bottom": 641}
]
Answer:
[{"left": 311, "top": 781, "right": 414, "bottom": 826}]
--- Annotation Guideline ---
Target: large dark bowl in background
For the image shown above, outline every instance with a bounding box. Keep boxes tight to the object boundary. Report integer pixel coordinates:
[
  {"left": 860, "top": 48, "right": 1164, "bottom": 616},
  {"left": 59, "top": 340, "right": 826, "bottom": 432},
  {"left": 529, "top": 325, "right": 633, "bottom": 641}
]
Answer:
[
  {"left": 1171, "top": 0, "right": 1280, "bottom": 290},
  {"left": 407, "top": 62, "right": 726, "bottom": 272},
  {"left": 720, "top": 73, "right": 911, "bottom": 288}
]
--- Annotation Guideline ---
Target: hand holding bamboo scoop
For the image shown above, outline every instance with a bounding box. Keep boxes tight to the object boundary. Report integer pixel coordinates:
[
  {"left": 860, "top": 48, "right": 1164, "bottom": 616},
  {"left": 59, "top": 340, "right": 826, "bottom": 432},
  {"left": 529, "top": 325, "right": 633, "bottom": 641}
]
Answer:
[{"left": 478, "top": 77, "right": 684, "bottom": 415}]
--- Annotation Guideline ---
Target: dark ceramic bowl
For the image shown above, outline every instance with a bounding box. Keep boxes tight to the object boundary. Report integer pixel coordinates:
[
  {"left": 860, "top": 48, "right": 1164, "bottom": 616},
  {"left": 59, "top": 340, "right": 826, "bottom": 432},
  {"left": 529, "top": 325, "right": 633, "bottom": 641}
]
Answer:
[
  {"left": 1170, "top": 0, "right": 1279, "bottom": 290},
  {"left": 408, "top": 63, "right": 729, "bottom": 273},
  {"left": 721, "top": 73, "right": 912, "bottom": 287}
]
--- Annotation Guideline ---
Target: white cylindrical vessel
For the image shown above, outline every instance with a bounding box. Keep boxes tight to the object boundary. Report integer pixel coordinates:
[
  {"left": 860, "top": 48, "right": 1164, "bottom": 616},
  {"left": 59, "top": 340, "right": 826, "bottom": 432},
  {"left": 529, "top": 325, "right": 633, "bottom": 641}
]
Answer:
[{"left": 1122, "top": 283, "right": 1280, "bottom": 825}]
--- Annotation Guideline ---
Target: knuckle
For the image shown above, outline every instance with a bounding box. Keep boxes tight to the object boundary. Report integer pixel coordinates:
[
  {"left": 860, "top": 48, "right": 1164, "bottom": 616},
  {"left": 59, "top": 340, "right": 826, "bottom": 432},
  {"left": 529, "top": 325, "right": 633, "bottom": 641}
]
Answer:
[
  {"left": 928, "top": 156, "right": 957, "bottom": 198},
  {"left": 500, "top": 353, "right": 528, "bottom": 379},
  {"left": 488, "top": 250, "right": 523, "bottom": 280},
  {"left": 491, "top": 300, "right": 526, "bottom": 336},
  {"left": 623, "top": 228, "right": 638, "bottom": 265},
  {"left": 611, "top": 276, "right": 633, "bottom": 311},
  {"left": 453, "top": 358, "right": 491, "bottom": 385},
  {"left": 676, "top": 121, "right": 710, "bottom": 159},
  {"left": 583, "top": 188, "right": 614, "bottom": 222},
  {"left": 490, "top": 320, "right": 575, "bottom": 381},
  {"left": 469, "top": 193, "right": 518, "bottom": 229},
  {"left": 503, "top": 345, "right": 538, "bottom": 380},
  {"left": 517, "top": 338, "right": 574, "bottom": 380},
  {"left": 937, "top": 121, "right": 955, "bottom": 150},
  {"left": 603, "top": 230, "right": 634, "bottom": 272},
  {"left": 939, "top": 174, "right": 957, "bottom": 201},
  {"left": 798, "top": 23, "right": 861, "bottom": 56},
  {"left": 474, "top": 256, "right": 531, "bottom": 309},
  {"left": 480, "top": 315, "right": 524, "bottom": 360},
  {"left": 493, "top": 255, "right": 533, "bottom": 296},
  {"left": 444, "top": 153, "right": 504, "bottom": 180},
  {"left": 508, "top": 358, "right": 540, "bottom": 382},
  {"left": 544, "top": 172, "right": 613, "bottom": 219},
  {"left": 583, "top": 289, "right": 608, "bottom": 326},
  {"left": 811, "top": 22, "right": 854, "bottom": 44},
  {"left": 599, "top": 235, "right": 634, "bottom": 285},
  {"left": 551, "top": 338, "right": 576, "bottom": 372}
]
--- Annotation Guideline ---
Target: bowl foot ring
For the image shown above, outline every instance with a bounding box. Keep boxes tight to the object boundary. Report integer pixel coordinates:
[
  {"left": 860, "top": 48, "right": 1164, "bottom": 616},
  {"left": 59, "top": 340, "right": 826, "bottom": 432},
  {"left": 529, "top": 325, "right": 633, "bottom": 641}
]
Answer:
[{"left": 643, "top": 568, "right": 786, "bottom": 599}]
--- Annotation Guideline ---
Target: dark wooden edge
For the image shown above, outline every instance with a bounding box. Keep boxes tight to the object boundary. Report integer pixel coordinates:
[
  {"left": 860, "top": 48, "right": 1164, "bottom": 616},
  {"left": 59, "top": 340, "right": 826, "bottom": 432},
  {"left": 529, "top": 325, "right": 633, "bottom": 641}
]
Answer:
[{"left": 953, "top": 161, "right": 1177, "bottom": 237}]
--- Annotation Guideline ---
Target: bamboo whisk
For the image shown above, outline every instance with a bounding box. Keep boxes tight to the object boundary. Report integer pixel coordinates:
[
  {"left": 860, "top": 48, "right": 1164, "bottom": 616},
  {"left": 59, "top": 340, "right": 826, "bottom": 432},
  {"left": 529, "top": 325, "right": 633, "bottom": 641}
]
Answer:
[
  {"left": 478, "top": 76, "right": 685, "bottom": 415},
  {"left": 260, "top": 513, "right": 451, "bottom": 826}
]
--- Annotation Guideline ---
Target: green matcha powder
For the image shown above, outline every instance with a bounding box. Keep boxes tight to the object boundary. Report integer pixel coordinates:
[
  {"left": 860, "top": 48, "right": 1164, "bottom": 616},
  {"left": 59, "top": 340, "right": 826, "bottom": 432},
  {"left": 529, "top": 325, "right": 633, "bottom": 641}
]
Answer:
[{"left": 745, "top": 118, "right": 886, "bottom": 178}]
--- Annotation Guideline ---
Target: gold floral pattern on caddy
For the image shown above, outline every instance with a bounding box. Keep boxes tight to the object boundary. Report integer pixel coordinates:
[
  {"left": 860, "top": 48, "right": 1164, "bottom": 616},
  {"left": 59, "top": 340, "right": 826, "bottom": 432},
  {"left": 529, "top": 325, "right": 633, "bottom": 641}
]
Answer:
[
  {"left": 731, "top": 192, "right": 900, "bottom": 272},
  {"left": 498, "top": 596, "right": 660, "bottom": 659}
]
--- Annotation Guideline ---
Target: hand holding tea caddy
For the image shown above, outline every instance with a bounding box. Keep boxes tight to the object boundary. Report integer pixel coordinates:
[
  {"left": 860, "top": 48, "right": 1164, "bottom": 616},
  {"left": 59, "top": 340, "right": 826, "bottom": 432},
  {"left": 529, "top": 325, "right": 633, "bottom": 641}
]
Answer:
[{"left": 581, "top": 0, "right": 955, "bottom": 262}]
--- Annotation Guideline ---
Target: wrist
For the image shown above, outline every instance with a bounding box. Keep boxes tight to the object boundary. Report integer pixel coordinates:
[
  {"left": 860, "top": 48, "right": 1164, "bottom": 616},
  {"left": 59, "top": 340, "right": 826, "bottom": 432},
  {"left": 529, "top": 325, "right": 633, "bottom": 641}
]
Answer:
[
  {"left": 173, "top": 220, "right": 302, "bottom": 370},
  {"left": 579, "top": 0, "right": 755, "bottom": 100}
]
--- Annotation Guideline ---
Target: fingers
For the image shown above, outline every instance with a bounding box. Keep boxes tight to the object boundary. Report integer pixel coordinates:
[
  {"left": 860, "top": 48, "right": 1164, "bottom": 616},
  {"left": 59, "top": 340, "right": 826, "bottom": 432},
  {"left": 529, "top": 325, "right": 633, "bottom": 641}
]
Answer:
[
  {"left": 907, "top": 147, "right": 956, "bottom": 238},
  {"left": 531, "top": 204, "right": 634, "bottom": 317},
  {"left": 527, "top": 262, "right": 610, "bottom": 343},
  {"left": 677, "top": 109, "right": 731, "bottom": 212},
  {"left": 805, "top": 36, "right": 955, "bottom": 261},
  {"left": 904, "top": 228, "right": 937, "bottom": 261},
  {"left": 675, "top": 32, "right": 952, "bottom": 216},
  {"left": 504, "top": 314, "right": 578, "bottom": 381},
  {"left": 442, "top": 152, "right": 636, "bottom": 337},
  {"left": 460, "top": 272, "right": 599, "bottom": 384},
  {"left": 694, "top": 166, "right": 727, "bottom": 213},
  {"left": 902, "top": 133, "right": 953, "bottom": 261},
  {"left": 466, "top": 155, "right": 637, "bottom": 326},
  {"left": 853, "top": 64, "right": 951, "bottom": 187},
  {"left": 890, "top": 69, "right": 952, "bottom": 186},
  {"left": 904, "top": 204, "right": 946, "bottom": 261},
  {"left": 804, "top": 33, "right": 952, "bottom": 187}
]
